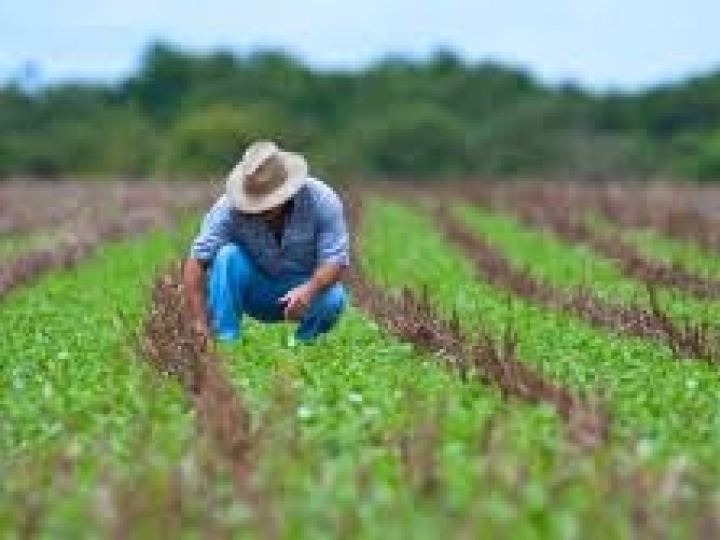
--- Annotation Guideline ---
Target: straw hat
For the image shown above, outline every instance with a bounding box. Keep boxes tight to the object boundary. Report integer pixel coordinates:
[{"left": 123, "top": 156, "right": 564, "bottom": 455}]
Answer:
[{"left": 226, "top": 141, "right": 308, "bottom": 214}]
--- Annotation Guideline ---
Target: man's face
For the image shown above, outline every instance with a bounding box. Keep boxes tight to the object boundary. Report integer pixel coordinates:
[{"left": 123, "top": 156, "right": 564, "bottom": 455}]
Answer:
[{"left": 258, "top": 203, "right": 285, "bottom": 223}]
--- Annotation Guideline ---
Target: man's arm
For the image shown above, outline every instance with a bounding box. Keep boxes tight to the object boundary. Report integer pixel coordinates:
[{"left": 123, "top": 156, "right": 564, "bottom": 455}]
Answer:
[
  {"left": 309, "top": 261, "right": 346, "bottom": 295},
  {"left": 184, "top": 258, "right": 210, "bottom": 337},
  {"left": 281, "top": 184, "right": 350, "bottom": 321},
  {"left": 280, "top": 261, "right": 346, "bottom": 320}
]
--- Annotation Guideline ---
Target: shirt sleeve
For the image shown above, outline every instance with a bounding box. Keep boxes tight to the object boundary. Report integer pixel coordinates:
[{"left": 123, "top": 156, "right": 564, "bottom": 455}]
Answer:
[
  {"left": 316, "top": 187, "right": 350, "bottom": 267},
  {"left": 189, "top": 196, "right": 235, "bottom": 262}
]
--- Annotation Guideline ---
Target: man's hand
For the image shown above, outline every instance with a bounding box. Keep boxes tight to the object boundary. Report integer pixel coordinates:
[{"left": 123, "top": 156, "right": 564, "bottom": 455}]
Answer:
[
  {"left": 280, "top": 263, "right": 345, "bottom": 322},
  {"left": 279, "top": 282, "right": 316, "bottom": 321}
]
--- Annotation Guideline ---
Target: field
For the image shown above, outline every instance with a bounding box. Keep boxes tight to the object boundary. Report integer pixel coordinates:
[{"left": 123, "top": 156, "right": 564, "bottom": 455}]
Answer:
[{"left": 3, "top": 179, "right": 720, "bottom": 538}]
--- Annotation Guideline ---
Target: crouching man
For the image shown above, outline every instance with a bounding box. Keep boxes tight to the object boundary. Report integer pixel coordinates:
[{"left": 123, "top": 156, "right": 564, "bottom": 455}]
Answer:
[{"left": 184, "top": 140, "right": 349, "bottom": 343}]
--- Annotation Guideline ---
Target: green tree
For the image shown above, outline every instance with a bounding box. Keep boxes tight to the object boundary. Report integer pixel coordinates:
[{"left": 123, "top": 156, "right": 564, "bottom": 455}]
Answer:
[
  {"left": 672, "top": 130, "right": 720, "bottom": 181},
  {"left": 157, "top": 103, "right": 291, "bottom": 178},
  {"left": 122, "top": 42, "right": 197, "bottom": 126},
  {"left": 2, "top": 42, "right": 720, "bottom": 181},
  {"left": 330, "top": 103, "right": 475, "bottom": 177}
]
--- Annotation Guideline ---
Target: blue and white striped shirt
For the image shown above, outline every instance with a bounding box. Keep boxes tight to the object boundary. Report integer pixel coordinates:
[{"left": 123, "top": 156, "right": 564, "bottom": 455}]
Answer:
[{"left": 190, "top": 178, "right": 350, "bottom": 277}]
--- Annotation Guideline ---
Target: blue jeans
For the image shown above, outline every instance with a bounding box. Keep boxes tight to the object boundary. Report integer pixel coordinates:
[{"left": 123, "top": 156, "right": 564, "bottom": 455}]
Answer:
[{"left": 207, "top": 244, "right": 347, "bottom": 342}]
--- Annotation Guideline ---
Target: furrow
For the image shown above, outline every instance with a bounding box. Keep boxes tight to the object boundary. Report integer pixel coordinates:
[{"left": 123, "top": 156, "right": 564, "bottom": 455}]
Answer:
[
  {"left": 472, "top": 185, "right": 720, "bottom": 302},
  {"left": 345, "top": 191, "right": 608, "bottom": 451},
  {"left": 140, "top": 262, "right": 281, "bottom": 539},
  {"left": 0, "top": 187, "right": 214, "bottom": 299},
  {"left": 432, "top": 204, "right": 717, "bottom": 363}
]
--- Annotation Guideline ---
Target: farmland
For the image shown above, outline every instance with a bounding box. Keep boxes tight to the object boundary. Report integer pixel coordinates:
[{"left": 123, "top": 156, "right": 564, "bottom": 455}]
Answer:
[{"left": 2, "top": 179, "right": 720, "bottom": 538}]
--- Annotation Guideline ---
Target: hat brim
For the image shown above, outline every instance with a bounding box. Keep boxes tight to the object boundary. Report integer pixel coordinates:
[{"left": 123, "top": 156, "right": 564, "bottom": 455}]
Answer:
[{"left": 227, "top": 150, "right": 308, "bottom": 214}]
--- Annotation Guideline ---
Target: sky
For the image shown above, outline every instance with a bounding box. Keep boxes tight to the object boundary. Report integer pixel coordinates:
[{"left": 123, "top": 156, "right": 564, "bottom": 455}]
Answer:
[{"left": 1, "top": 0, "right": 719, "bottom": 90}]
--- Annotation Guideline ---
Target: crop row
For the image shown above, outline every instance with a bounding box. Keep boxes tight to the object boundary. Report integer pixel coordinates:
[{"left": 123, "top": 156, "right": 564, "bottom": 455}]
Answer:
[
  {"left": 0, "top": 225, "right": 204, "bottom": 536},
  {"left": 433, "top": 182, "right": 720, "bottom": 327},
  {"left": 1, "top": 192, "right": 570, "bottom": 536},
  {"left": 452, "top": 201, "right": 720, "bottom": 349},
  {"left": 4, "top": 182, "right": 720, "bottom": 537},
  {"left": 0, "top": 188, "right": 626, "bottom": 536},
  {"left": 0, "top": 180, "right": 215, "bottom": 235},
  {"left": 430, "top": 202, "right": 716, "bottom": 361},
  {"left": 470, "top": 184, "right": 720, "bottom": 302},
  {"left": 345, "top": 192, "right": 608, "bottom": 450},
  {"left": 361, "top": 197, "right": 720, "bottom": 461},
  {"left": 474, "top": 180, "right": 720, "bottom": 257},
  {"left": 140, "top": 262, "right": 281, "bottom": 537},
  {"left": 355, "top": 195, "right": 720, "bottom": 536},
  {"left": 587, "top": 183, "right": 720, "bottom": 255},
  {"left": 0, "top": 182, "right": 215, "bottom": 299}
]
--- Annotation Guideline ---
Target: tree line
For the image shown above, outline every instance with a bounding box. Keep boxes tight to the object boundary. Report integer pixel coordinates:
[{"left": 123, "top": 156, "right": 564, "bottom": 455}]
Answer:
[{"left": 1, "top": 42, "right": 719, "bottom": 181}]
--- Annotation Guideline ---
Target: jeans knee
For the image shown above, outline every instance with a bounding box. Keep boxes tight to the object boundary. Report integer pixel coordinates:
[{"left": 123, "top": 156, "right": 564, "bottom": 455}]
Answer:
[
  {"left": 215, "top": 243, "right": 240, "bottom": 264},
  {"left": 215, "top": 243, "right": 248, "bottom": 269},
  {"left": 211, "top": 243, "right": 252, "bottom": 286},
  {"left": 295, "top": 284, "right": 347, "bottom": 341}
]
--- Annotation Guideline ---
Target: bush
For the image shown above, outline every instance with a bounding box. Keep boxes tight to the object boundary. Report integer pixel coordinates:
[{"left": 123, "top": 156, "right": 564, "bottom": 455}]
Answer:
[
  {"left": 156, "top": 103, "right": 291, "bottom": 178},
  {"left": 329, "top": 103, "right": 475, "bottom": 178}
]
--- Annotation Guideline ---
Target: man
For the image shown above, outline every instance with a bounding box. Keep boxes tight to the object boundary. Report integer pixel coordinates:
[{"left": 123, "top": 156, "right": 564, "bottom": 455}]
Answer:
[{"left": 184, "top": 140, "right": 349, "bottom": 343}]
